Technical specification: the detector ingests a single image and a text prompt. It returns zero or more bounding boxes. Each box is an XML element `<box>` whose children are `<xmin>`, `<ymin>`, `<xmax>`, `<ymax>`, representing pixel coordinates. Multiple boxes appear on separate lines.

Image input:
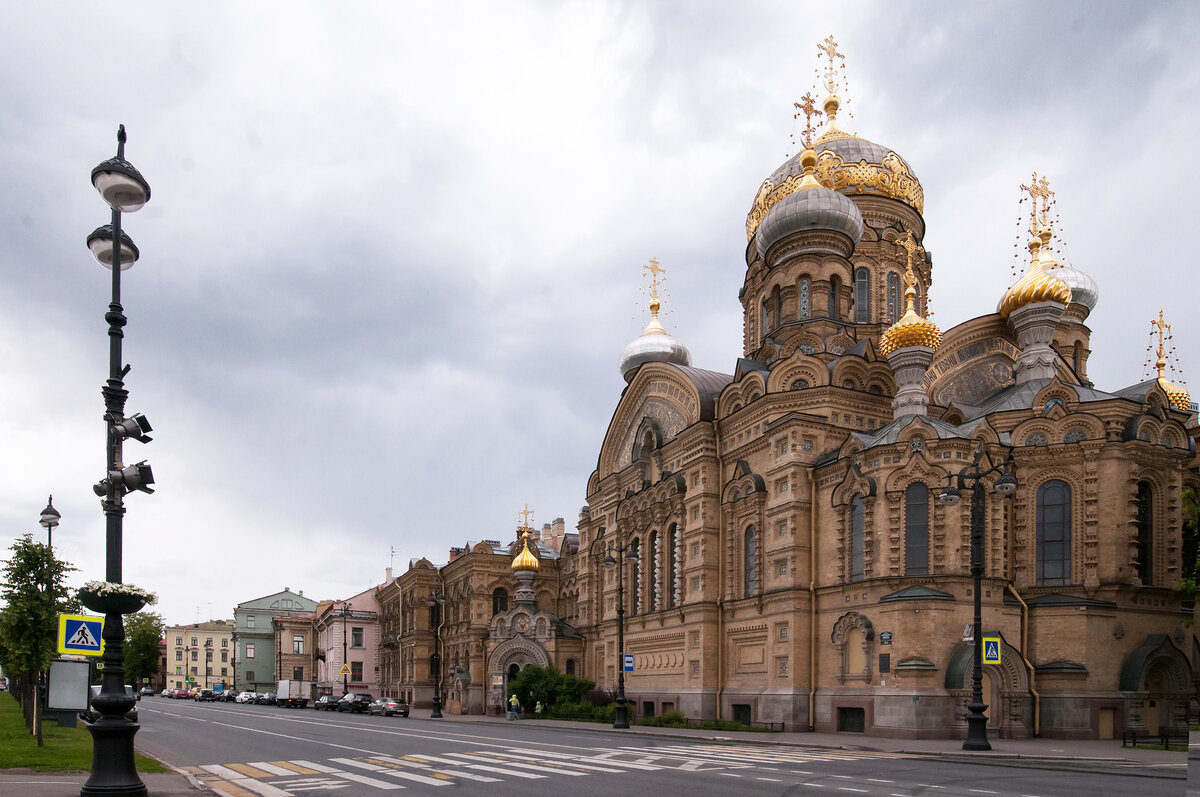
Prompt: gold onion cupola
<box><xmin>879</xmin><ymin>232</ymin><xmax>941</xmax><ymax>355</ymax></box>
<box><xmin>511</xmin><ymin>503</ymin><xmax>541</xmax><ymax>573</ymax></box>
<box><xmin>1148</xmin><ymin>311</ymin><xmax>1191</xmax><ymax>411</ymax></box>
<box><xmin>746</xmin><ymin>36</ymin><xmax>924</xmax><ymax>243</ymax></box>
<box><xmin>998</xmin><ymin>174</ymin><xmax>1072</xmax><ymax>318</ymax></box>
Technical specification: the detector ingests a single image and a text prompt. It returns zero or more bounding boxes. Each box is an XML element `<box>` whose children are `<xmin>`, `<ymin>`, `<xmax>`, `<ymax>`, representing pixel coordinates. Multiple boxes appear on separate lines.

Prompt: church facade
<box><xmin>378</xmin><ymin>39</ymin><xmax>1197</xmax><ymax>740</ymax></box>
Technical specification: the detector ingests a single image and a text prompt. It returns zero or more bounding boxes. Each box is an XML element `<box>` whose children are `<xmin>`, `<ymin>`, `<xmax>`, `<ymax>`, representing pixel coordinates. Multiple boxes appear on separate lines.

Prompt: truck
<box><xmin>275</xmin><ymin>679</ymin><xmax>312</xmax><ymax>709</ymax></box>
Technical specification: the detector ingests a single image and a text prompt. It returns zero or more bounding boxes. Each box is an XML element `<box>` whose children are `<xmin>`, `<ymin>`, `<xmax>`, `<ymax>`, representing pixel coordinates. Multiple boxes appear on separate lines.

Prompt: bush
<box><xmin>661</xmin><ymin>711</ymin><xmax>686</xmax><ymax>728</ymax></box>
<box><xmin>582</xmin><ymin>688</ymin><xmax>614</xmax><ymax>707</ymax></box>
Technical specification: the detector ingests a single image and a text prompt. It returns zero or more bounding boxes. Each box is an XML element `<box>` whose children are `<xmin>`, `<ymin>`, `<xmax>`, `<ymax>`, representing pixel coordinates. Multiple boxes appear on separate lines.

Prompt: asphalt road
<box><xmin>133</xmin><ymin>698</ymin><xmax>1184</xmax><ymax>797</ymax></box>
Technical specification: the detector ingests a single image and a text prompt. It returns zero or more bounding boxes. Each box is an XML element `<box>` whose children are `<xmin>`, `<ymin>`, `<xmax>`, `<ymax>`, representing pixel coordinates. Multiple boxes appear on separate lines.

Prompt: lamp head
<box><xmin>994</xmin><ymin>471</ymin><xmax>1018</xmax><ymax>497</ymax></box>
<box><xmin>603</xmin><ymin>553</ymin><xmax>616</xmax><ymax>567</ymax></box>
<box><xmin>938</xmin><ymin>482</ymin><xmax>962</xmax><ymax>507</ymax></box>
<box><xmin>39</xmin><ymin>496</ymin><xmax>60</xmax><ymax>530</ymax></box>
<box><xmin>86</xmin><ymin>225</ymin><xmax>139</xmax><ymax>270</ymax></box>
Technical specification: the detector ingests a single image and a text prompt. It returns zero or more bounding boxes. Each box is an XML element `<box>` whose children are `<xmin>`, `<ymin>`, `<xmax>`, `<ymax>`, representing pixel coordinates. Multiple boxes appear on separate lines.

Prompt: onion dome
<box><xmin>880</xmin><ymin>278</ymin><xmax>941</xmax><ymax>357</ymax></box>
<box><xmin>619</xmin><ymin>295</ymin><xmax>691</xmax><ymax>379</ymax></box>
<box><xmin>512</xmin><ymin>530</ymin><xmax>540</xmax><ymax>573</ymax></box>
<box><xmin>746</xmin><ymin>93</ymin><xmax>923</xmax><ymax>242</ymax></box>
<box><xmin>998</xmin><ymin>226</ymin><xmax>1073</xmax><ymax>318</ymax></box>
<box><xmin>1158</xmin><ymin>371</ymin><xmax>1191</xmax><ymax>412</ymax></box>
<box><xmin>1148</xmin><ymin>311</ymin><xmax>1191</xmax><ymax>411</ymax></box>
<box><xmin>755</xmin><ymin>148</ymin><xmax>864</xmax><ymax>257</ymax></box>
<box><xmin>1043</xmin><ymin>261</ymin><xmax>1099</xmax><ymax>317</ymax></box>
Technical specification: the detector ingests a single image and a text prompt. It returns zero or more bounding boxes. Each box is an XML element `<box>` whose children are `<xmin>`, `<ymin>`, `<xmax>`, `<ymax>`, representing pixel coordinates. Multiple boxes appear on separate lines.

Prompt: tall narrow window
<box><xmin>854</xmin><ymin>268</ymin><xmax>870</xmax><ymax>322</ymax></box>
<box><xmin>744</xmin><ymin>526</ymin><xmax>759</xmax><ymax>597</ymax></box>
<box><xmin>649</xmin><ymin>530</ymin><xmax>661</xmax><ymax>611</ymax></box>
<box><xmin>1135</xmin><ymin>481</ymin><xmax>1153</xmax><ymax>585</ymax></box>
<box><xmin>828</xmin><ymin>275</ymin><xmax>841</xmax><ymax>320</ymax></box>
<box><xmin>886</xmin><ymin>272</ymin><xmax>901</xmax><ymax>324</ymax></box>
<box><xmin>850</xmin><ymin>495</ymin><xmax>865</xmax><ymax>581</ymax></box>
<box><xmin>1036</xmin><ymin>480</ymin><xmax>1072</xmax><ymax>585</ymax></box>
<box><xmin>773</xmin><ymin>286</ymin><xmax>782</xmax><ymax>325</ymax></box>
<box><xmin>904</xmin><ymin>483</ymin><xmax>929</xmax><ymax>575</ymax></box>
<box><xmin>667</xmin><ymin>524</ymin><xmax>679</xmax><ymax>609</ymax></box>
<box><xmin>630</xmin><ymin>538</ymin><xmax>642</xmax><ymax>616</ymax></box>
<box><xmin>761</xmin><ymin>299</ymin><xmax>769</xmax><ymax>337</ymax></box>
<box><xmin>799</xmin><ymin>279</ymin><xmax>811</xmax><ymax>319</ymax></box>
<box><xmin>492</xmin><ymin>588</ymin><xmax>508</xmax><ymax>616</ymax></box>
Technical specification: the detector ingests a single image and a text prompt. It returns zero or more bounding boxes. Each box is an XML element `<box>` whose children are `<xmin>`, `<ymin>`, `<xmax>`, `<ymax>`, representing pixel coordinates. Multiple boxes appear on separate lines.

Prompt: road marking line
<box><xmin>290</xmin><ymin>761</ymin><xmax>340</xmax><ymax>773</ymax></box>
<box><xmin>226</xmin><ymin>763</ymin><xmax>275</xmax><ymax>778</ymax></box>
<box><xmin>485</xmin><ymin>751</ymin><xmax>619</xmax><ymax>773</ymax></box>
<box><xmin>247</xmin><ymin>762</ymin><xmax>301</xmax><ymax>776</ymax></box>
<box><xmin>837</xmin><ymin>789</ymin><xmax>868</xmax><ymax>794</ymax></box>
<box><xmin>270</xmin><ymin>762</ymin><xmax>320</xmax><ymax>775</ymax></box>
<box><xmin>197</xmin><ymin>770</ymin><xmax>291</xmax><ymax>797</ymax></box>
<box><xmin>335</xmin><ymin>759</ymin><xmax>451</xmax><ymax>787</ymax></box>
<box><xmin>330</xmin><ymin>771</ymin><xmax>404</xmax><ymax>790</ymax></box>
<box><xmin>867</xmin><ymin>778</ymin><xmax>894</xmax><ymax>783</ymax></box>
<box><xmin>461</xmin><ymin>763</ymin><xmax>544</xmax><ymax>779</ymax></box>
<box><xmin>203</xmin><ymin>781</ymin><xmax>261</xmax><ymax>797</ymax></box>
<box><xmin>447</xmin><ymin>753</ymin><xmax>587</xmax><ymax>776</ymax></box>
<box><xmin>372</xmin><ymin>755</ymin><xmax>501</xmax><ymax>782</ymax></box>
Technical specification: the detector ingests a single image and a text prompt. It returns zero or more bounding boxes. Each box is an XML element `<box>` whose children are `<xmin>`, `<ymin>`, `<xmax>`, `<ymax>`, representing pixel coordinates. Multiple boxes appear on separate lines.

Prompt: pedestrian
<box><xmin>508</xmin><ymin>693</ymin><xmax>520</xmax><ymax>720</ymax></box>
<box><xmin>535</xmin><ymin>700</ymin><xmax>543</xmax><ymax>720</ymax></box>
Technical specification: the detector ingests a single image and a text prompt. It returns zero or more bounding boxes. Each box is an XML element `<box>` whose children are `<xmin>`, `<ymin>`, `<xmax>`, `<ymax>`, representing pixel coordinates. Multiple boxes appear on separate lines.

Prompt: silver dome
<box><xmin>619</xmin><ymin>320</ymin><xmax>691</xmax><ymax>379</ymax></box>
<box><xmin>756</xmin><ymin>185</ymin><xmax>864</xmax><ymax>257</ymax></box>
<box><xmin>1045</xmin><ymin>263</ymin><xmax>1098</xmax><ymax>314</ymax></box>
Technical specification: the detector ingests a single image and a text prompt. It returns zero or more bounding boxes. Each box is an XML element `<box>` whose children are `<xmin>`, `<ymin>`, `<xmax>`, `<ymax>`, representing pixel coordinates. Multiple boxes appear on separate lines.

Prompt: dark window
<box><xmin>565</xmin><ymin>659</ymin><xmax>576</xmax><ymax>676</ymax></box>
<box><xmin>351</xmin><ymin>661</ymin><xmax>363</xmax><ymax>681</ymax></box>
<box><xmin>837</xmin><ymin>706</ymin><xmax>866</xmax><ymax>732</ymax></box>
<box><xmin>850</xmin><ymin>495</ymin><xmax>865</xmax><ymax>581</ymax></box>
<box><xmin>905</xmin><ymin>483</ymin><xmax>929</xmax><ymax>575</ymax></box>
<box><xmin>1036</xmin><ymin>480</ymin><xmax>1072</xmax><ymax>585</ymax></box>
<box><xmin>744</xmin><ymin>526</ymin><xmax>759</xmax><ymax>598</ymax></box>
<box><xmin>855</xmin><ymin>268</ymin><xmax>870</xmax><ymax>323</ymax></box>
<box><xmin>828</xmin><ymin>275</ymin><xmax>841</xmax><ymax>320</ymax></box>
<box><xmin>492</xmin><ymin>588</ymin><xmax>508</xmax><ymax>616</ymax></box>
<box><xmin>732</xmin><ymin>704</ymin><xmax>753</xmax><ymax>724</ymax></box>
<box><xmin>293</xmin><ymin>666</ymin><xmax>304</xmax><ymax>681</ymax></box>
<box><xmin>1135</xmin><ymin>481</ymin><xmax>1153</xmax><ymax>585</ymax></box>
<box><xmin>886</xmin><ymin>272</ymin><xmax>900</xmax><ymax>324</ymax></box>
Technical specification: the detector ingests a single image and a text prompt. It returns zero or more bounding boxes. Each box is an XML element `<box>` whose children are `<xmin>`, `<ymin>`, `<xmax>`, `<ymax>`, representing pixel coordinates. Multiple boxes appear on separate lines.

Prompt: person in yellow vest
<box><xmin>508</xmin><ymin>693</ymin><xmax>520</xmax><ymax>720</ymax></box>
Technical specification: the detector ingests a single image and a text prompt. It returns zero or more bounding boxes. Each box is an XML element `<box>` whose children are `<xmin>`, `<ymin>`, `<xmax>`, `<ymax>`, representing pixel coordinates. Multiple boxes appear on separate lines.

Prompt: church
<box><xmin>381</xmin><ymin>37</ymin><xmax>1198</xmax><ymax>740</ymax></box>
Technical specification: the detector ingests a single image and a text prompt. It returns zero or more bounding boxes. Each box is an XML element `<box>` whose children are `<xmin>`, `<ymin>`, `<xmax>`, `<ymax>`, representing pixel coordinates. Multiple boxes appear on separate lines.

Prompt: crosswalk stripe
<box><xmin>486</xmin><ymin>751</ymin><xmax>623</xmax><ymax>773</ymax></box>
<box><xmin>515</xmin><ymin>749</ymin><xmax>663</xmax><ymax>771</ymax></box>
<box><xmin>443</xmin><ymin>753</ymin><xmax>586</xmax><ymax>776</ymax></box>
<box><xmin>372</xmin><ymin>755</ymin><xmax>502</xmax><ymax>782</ymax></box>
<box><xmin>202</xmin><ymin>781</ymin><xmax>261</xmax><ymax>797</ymax></box>
<box><xmin>198</xmin><ymin>769</ymin><xmax>292</xmax><ymax>797</ymax></box>
<box><xmin>289</xmin><ymin>760</ymin><xmax>339</xmax><ymax>773</ymax></box>
<box><xmin>226</xmin><ymin>763</ymin><xmax>276</xmax><ymax>778</ymax></box>
<box><xmin>329</xmin><ymin>771</ymin><xmax>404</xmax><ymax>790</ymax></box>
<box><xmin>332</xmin><ymin>758</ymin><xmax>450</xmax><ymax>787</ymax></box>
<box><xmin>268</xmin><ymin>761</ymin><xmax>321</xmax><ymax>775</ymax></box>
<box><xmin>247</xmin><ymin>762</ymin><xmax>301</xmax><ymax>776</ymax></box>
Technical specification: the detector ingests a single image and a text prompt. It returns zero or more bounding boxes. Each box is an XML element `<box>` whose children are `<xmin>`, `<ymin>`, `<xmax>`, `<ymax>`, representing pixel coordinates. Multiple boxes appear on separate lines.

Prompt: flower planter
<box><xmin>78</xmin><ymin>588</ymin><xmax>147</xmax><ymax>615</ymax></box>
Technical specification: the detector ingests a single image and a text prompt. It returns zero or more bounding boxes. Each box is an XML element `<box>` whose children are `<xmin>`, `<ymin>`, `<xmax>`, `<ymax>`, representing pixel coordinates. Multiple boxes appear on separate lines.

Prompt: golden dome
<box><xmin>511</xmin><ymin>530</ymin><xmax>540</xmax><ymax>572</ymax></box>
<box><xmin>1148</xmin><ymin>312</ymin><xmax>1190</xmax><ymax>411</ymax></box>
<box><xmin>998</xmin><ymin>227</ymin><xmax>1072</xmax><ymax>319</ymax></box>
<box><xmin>1158</xmin><ymin>374</ymin><xmax>1191</xmax><ymax>412</ymax></box>
<box><xmin>879</xmin><ymin>233</ymin><xmax>941</xmax><ymax>356</ymax></box>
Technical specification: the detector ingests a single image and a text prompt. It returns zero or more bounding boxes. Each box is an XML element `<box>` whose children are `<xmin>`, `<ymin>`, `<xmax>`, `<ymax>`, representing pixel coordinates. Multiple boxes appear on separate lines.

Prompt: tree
<box><xmin>507</xmin><ymin>664</ymin><xmax>594</xmax><ymax>711</ymax></box>
<box><xmin>124</xmin><ymin>611</ymin><xmax>165</xmax><ymax>689</ymax></box>
<box><xmin>0</xmin><ymin>534</ymin><xmax>78</xmax><ymax>743</ymax></box>
<box><xmin>1181</xmin><ymin>487</ymin><xmax>1200</xmax><ymax>596</ymax></box>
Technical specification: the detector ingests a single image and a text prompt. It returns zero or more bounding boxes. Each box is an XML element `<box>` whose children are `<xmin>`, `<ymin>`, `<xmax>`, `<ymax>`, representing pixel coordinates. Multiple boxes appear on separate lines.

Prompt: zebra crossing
<box><xmin>184</xmin><ymin>744</ymin><xmax>903</xmax><ymax>795</ymax></box>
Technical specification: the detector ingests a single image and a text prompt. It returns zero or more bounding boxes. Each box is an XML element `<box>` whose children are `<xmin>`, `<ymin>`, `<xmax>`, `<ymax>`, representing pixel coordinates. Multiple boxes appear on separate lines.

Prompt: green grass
<box><xmin>0</xmin><ymin>692</ymin><xmax>167</xmax><ymax>773</ymax></box>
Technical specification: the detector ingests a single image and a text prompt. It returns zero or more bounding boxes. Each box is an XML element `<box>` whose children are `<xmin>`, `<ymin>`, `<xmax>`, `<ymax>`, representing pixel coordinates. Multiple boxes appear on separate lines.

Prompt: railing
<box><xmin>1121</xmin><ymin>730</ymin><xmax>1188</xmax><ymax>750</ymax></box>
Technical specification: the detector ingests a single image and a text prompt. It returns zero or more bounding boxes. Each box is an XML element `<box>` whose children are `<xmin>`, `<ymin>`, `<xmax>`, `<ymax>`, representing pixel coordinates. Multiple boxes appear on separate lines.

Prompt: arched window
<box><xmin>854</xmin><ymin>268</ymin><xmax>870</xmax><ymax>323</ymax></box>
<box><xmin>565</xmin><ymin>658</ymin><xmax>576</xmax><ymax>676</ymax></box>
<box><xmin>649</xmin><ymin>530</ymin><xmax>661</xmax><ymax>611</ymax></box>
<box><xmin>492</xmin><ymin>588</ymin><xmax>508</xmax><ymax>616</ymax></box>
<box><xmin>886</xmin><ymin>272</ymin><xmax>901</xmax><ymax>324</ymax></box>
<box><xmin>828</xmin><ymin>275</ymin><xmax>841</xmax><ymax>320</ymax></box>
<box><xmin>630</xmin><ymin>538</ymin><xmax>641</xmax><ymax>615</ymax></box>
<box><xmin>850</xmin><ymin>495</ymin><xmax>865</xmax><ymax>581</ymax></box>
<box><xmin>905</xmin><ymin>483</ymin><xmax>929</xmax><ymax>575</ymax></box>
<box><xmin>773</xmin><ymin>285</ymin><xmax>783</xmax><ymax>324</ymax></box>
<box><xmin>1135</xmin><ymin>481</ymin><xmax>1153</xmax><ymax>585</ymax></box>
<box><xmin>1036</xmin><ymin>480</ymin><xmax>1072</xmax><ymax>585</ymax></box>
<box><xmin>744</xmin><ymin>525</ymin><xmax>759</xmax><ymax>597</ymax></box>
<box><xmin>761</xmin><ymin>298</ymin><xmax>769</xmax><ymax>337</ymax></box>
<box><xmin>799</xmin><ymin>279</ymin><xmax>811</xmax><ymax>319</ymax></box>
<box><xmin>667</xmin><ymin>524</ymin><xmax>679</xmax><ymax>609</ymax></box>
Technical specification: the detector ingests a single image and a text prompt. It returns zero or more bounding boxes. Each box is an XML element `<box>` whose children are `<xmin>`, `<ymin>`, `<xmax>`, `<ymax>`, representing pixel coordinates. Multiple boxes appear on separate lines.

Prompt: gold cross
<box><xmin>518</xmin><ymin>504</ymin><xmax>534</xmax><ymax>529</ymax></box>
<box><xmin>897</xmin><ymin>230</ymin><xmax>923</xmax><ymax>289</ymax></box>
<box><xmin>793</xmin><ymin>92</ymin><xmax>821</xmax><ymax>148</ymax></box>
<box><xmin>817</xmin><ymin>35</ymin><xmax>844</xmax><ymax>93</ymax></box>
<box><xmin>1020</xmin><ymin>172</ymin><xmax>1054</xmax><ymax>234</ymax></box>
<box><xmin>644</xmin><ymin>257</ymin><xmax>665</xmax><ymax>299</ymax></box>
<box><xmin>1151</xmin><ymin>309</ymin><xmax>1171</xmax><ymax>364</ymax></box>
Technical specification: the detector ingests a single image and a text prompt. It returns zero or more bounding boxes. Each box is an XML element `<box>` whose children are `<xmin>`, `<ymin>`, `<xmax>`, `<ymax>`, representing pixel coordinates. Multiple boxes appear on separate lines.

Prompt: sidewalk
<box><xmin>0</xmin><ymin>713</ymin><xmax>1186</xmax><ymax>795</ymax></box>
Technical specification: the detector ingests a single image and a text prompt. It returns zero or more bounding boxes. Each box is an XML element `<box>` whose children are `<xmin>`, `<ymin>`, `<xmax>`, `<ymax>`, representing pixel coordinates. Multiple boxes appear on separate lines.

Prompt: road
<box><xmin>134</xmin><ymin>698</ymin><xmax>1183</xmax><ymax>797</ymax></box>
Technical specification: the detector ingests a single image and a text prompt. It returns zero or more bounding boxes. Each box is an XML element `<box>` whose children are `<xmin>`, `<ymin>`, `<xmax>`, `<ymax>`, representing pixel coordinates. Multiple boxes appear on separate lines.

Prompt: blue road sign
<box><xmin>623</xmin><ymin>653</ymin><xmax>634</xmax><ymax>672</ymax></box>
<box><xmin>982</xmin><ymin>636</ymin><xmax>1001</xmax><ymax>665</ymax></box>
<box><xmin>58</xmin><ymin>614</ymin><xmax>105</xmax><ymax>656</ymax></box>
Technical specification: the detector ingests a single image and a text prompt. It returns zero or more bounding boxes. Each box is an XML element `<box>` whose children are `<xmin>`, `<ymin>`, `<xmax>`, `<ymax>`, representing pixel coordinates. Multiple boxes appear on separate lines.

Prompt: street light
<box><xmin>427</xmin><ymin>592</ymin><xmax>446</xmax><ymax>718</ymax></box>
<box><xmin>938</xmin><ymin>444</ymin><xmax>1017</xmax><ymax>751</ymax></box>
<box><xmin>340</xmin><ymin>602</ymin><xmax>351</xmax><ymax>695</ymax></box>
<box><xmin>40</xmin><ymin>496</ymin><xmax>60</xmax><ymax>549</ymax></box>
<box><xmin>81</xmin><ymin>125</ymin><xmax>153</xmax><ymax>797</ymax></box>
<box><xmin>603</xmin><ymin>542</ymin><xmax>639</xmax><ymax>729</ymax></box>
<box><xmin>231</xmin><ymin>632</ymin><xmax>239</xmax><ymax>693</ymax></box>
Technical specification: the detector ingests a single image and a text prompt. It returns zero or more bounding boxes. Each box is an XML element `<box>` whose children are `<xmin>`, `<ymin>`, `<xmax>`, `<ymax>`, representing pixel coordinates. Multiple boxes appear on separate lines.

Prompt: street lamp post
<box><xmin>341</xmin><ymin>603</ymin><xmax>351</xmax><ymax>695</ymax></box>
<box><xmin>427</xmin><ymin>592</ymin><xmax>445</xmax><ymax>718</ymax></box>
<box><xmin>81</xmin><ymin>125</ymin><xmax>155</xmax><ymax>797</ymax></box>
<box><xmin>231</xmin><ymin>632</ymin><xmax>239</xmax><ymax>693</ymax></box>
<box><xmin>603</xmin><ymin>542</ymin><xmax>639</xmax><ymax>729</ymax></box>
<box><xmin>938</xmin><ymin>445</ymin><xmax>1017</xmax><ymax>752</ymax></box>
<box><xmin>40</xmin><ymin>496</ymin><xmax>60</xmax><ymax>549</ymax></box>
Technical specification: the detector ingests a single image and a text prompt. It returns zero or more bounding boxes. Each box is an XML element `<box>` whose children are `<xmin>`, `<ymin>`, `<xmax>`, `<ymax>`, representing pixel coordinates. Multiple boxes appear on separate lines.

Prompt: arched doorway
<box><xmin>1120</xmin><ymin>634</ymin><xmax>1192</xmax><ymax>736</ymax></box>
<box><xmin>945</xmin><ymin>635</ymin><xmax>1032</xmax><ymax>739</ymax></box>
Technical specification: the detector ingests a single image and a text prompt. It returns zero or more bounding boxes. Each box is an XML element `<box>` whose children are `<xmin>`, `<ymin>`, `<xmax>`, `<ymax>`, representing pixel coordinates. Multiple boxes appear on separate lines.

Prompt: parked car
<box><xmin>193</xmin><ymin>689</ymin><xmax>218</xmax><ymax>702</ymax></box>
<box><xmin>337</xmin><ymin>693</ymin><xmax>374</xmax><ymax>713</ymax></box>
<box><xmin>170</xmin><ymin>688</ymin><xmax>190</xmax><ymax>699</ymax></box>
<box><xmin>80</xmin><ymin>685</ymin><xmax>138</xmax><ymax>724</ymax></box>
<box><xmin>159</xmin><ymin>688</ymin><xmax>172</xmax><ymax>698</ymax></box>
<box><xmin>219</xmin><ymin>689</ymin><xmax>238</xmax><ymax>702</ymax></box>
<box><xmin>367</xmin><ymin>698</ymin><xmax>409</xmax><ymax>717</ymax></box>
<box><xmin>235</xmin><ymin>691</ymin><xmax>256</xmax><ymax>703</ymax></box>
<box><xmin>312</xmin><ymin>694</ymin><xmax>342</xmax><ymax>711</ymax></box>
<box><xmin>139</xmin><ymin>687</ymin><xmax>155</xmax><ymax>698</ymax></box>
<box><xmin>256</xmin><ymin>692</ymin><xmax>277</xmax><ymax>705</ymax></box>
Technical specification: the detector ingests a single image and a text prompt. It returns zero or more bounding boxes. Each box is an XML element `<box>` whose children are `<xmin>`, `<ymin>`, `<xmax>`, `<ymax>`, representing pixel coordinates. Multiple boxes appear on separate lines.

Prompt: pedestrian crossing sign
<box><xmin>339</xmin><ymin>664</ymin><xmax>352</xmax><ymax>676</ymax></box>
<box><xmin>982</xmin><ymin>636</ymin><xmax>1001</xmax><ymax>665</ymax></box>
<box><xmin>58</xmin><ymin>614</ymin><xmax>105</xmax><ymax>656</ymax></box>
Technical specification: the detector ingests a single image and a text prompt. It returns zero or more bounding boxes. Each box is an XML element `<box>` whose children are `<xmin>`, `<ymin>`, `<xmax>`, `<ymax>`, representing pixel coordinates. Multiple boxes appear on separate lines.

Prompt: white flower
<box><xmin>81</xmin><ymin>580</ymin><xmax>159</xmax><ymax>605</ymax></box>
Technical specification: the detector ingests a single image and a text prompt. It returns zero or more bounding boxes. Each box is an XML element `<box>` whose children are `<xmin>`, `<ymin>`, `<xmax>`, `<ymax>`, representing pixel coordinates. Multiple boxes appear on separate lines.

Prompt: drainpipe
<box><xmin>1006</xmin><ymin>583</ymin><xmax>1041</xmax><ymax>736</ymax></box>
<box><xmin>808</xmin><ymin>466</ymin><xmax>817</xmax><ymax>731</ymax></box>
<box><xmin>713</xmin><ymin>419</ymin><xmax>724</xmax><ymax>723</ymax></box>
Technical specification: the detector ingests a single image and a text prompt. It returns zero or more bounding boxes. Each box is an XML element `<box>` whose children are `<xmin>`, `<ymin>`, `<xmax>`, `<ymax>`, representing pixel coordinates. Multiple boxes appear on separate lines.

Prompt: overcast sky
<box><xmin>2</xmin><ymin>1</ymin><xmax>1195</xmax><ymax>626</ymax></box>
